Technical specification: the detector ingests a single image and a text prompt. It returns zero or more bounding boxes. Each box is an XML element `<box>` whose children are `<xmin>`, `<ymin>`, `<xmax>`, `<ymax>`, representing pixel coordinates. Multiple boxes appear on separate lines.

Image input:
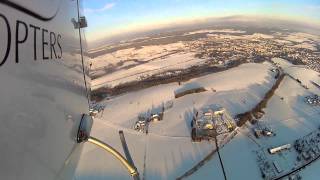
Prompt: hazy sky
<box><xmin>83</xmin><ymin>0</ymin><xmax>320</xmax><ymax>42</ymax></box>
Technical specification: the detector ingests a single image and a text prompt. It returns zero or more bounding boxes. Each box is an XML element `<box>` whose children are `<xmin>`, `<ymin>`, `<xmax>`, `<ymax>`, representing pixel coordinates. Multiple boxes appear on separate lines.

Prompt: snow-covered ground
<box><xmin>76</xmin><ymin>59</ymin><xmax>320</xmax><ymax>179</ymax></box>
<box><xmin>184</xmin><ymin>29</ymin><xmax>246</xmax><ymax>35</ymax></box>
<box><xmin>284</xmin><ymin>32</ymin><xmax>320</xmax><ymax>44</ymax></box>
<box><xmin>76</xmin><ymin>63</ymin><xmax>275</xmax><ymax>179</ymax></box>
<box><xmin>92</xmin><ymin>52</ymin><xmax>205</xmax><ymax>89</ymax></box>
<box><xmin>189</xmin><ymin>59</ymin><xmax>320</xmax><ymax>179</ymax></box>
<box><xmin>189</xmin><ymin>130</ymin><xmax>262</xmax><ymax>180</ymax></box>
<box><xmin>91</xmin><ymin>42</ymin><xmax>185</xmax><ymax>70</ymax></box>
<box><xmin>98</xmin><ymin>63</ymin><xmax>275</xmax><ymax>129</ymax></box>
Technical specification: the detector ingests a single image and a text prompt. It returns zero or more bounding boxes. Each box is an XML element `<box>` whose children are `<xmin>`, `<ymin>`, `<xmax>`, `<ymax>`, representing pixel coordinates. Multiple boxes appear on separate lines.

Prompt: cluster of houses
<box><xmin>134</xmin><ymin>101</ymin><xmax>173</xmax><ymax>133</ymax></box>
<box><xmin>89</xmin><ymin>102</ymin><xmax>105</xmax><ymax>117</ymax></box>
<box><xmin>258</xmin><ymin>128</ymin><xmax>320</xmax><ymax>180</ymax></box>
<box><xmin>134</xmin><ymin>113</ymin><xmax>163</xmax><ymax>133</ymax></box>
<box><xmin>256</xmin><ymin>150</ymin><xmax>278</xmax><ymax>179</ymax></box>
<box><xmin>305</xmin><ymin>94</ymin><xmax>320</xmax><ymax>106</ymax></box>
<box><xmin>258</xmin><ymin>143</ymin><xmax>301</xmax><ymax>180</ymax></box>
<box><xmin>134</xmin><ymin>105</ymin><xmax>165</xmax><ymax>133</ymax></box>
<box><xmin>294</xmin><ymin>130</ymin><xmax>320</xmax><ymax>162</ymax></box>
<box><xmin>253</xmin><ymin>123</ymin><xmax>275</xmax><ymax>138</ymax></box>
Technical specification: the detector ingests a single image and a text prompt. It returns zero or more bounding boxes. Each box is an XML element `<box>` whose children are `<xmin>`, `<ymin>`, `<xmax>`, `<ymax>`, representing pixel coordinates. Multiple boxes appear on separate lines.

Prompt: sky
<box><xmin>83</xmin><ymin>0</ymin><xmax>320</xmax><ymax>42</ymax></box>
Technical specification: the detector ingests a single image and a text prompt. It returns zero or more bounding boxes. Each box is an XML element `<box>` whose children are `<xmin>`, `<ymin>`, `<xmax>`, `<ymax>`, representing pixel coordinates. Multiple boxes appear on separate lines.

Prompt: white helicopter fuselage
<box><xmin>0</xmin><ymin>0</ymin><xmax>90</xmax><ymax>179</ymax></box>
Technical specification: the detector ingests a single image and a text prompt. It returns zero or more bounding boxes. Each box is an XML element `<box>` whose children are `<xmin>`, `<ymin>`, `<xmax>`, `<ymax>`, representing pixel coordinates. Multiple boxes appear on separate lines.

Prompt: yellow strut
<box><xmin>87</xmin><ymin>136</ymin><xmax>139</xmax><ymax>177</ymax></box>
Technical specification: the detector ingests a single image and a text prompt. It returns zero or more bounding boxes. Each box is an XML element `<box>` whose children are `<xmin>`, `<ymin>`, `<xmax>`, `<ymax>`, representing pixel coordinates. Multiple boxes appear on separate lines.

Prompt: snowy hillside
<box><xmin>76</xmin><ymin>59</ymin><xmax>320</xmax><ymax>180</ymax></box>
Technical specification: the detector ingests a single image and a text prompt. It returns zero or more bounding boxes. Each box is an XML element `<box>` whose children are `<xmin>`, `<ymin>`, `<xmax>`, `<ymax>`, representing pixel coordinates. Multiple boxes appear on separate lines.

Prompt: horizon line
<box><xmin>86</xmin><ymin>14</ymin><xmax>320</xmax><ymax>46</ymax></box>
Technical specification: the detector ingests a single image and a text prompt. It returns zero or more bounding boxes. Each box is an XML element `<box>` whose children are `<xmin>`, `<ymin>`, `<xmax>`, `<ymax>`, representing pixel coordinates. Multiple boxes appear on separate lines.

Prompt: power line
<box><xmin>214</xmin><ymin>134</ymin><xmax>227</xmax><ymax>180</ymax></box>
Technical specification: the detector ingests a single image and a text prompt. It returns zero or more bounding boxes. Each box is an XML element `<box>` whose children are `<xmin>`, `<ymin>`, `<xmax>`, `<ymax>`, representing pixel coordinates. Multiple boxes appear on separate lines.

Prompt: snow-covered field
<box><xmin>189</xmin><ymin>59</ymin><xmax>320</xmax><ymax>179</ymax></box>
<box><xmin>76</xmin><ymin>58</ymin><xmax>320</xmax><ymax>179</ymax></box>
<box><xmin>284</xmin><ymin>32</ymin><xmax>320</xmax><ymax>43</ymax></box>
<box><xmin>184</xmin><ymin>29</ymin><xmax>246</xmax><ymax>35</ymax></box>
<box><xmin>92</xmin><ymin>52</ymin><xmax>205</xmax><ymax>89</ymax></box>
<box><xmin>97</xmin><ymin>63</ymin><xmax>275</xmax><ymax>129</ymax></box>
<box><xmin>91</xmin><ymin>42</ymin><xmax>185</xmax><ymax>70</ymax></box>
<box><xmin>76</xmin><ymin>63</ymin><xmax>273</xmax><ymax>179</ymax></box>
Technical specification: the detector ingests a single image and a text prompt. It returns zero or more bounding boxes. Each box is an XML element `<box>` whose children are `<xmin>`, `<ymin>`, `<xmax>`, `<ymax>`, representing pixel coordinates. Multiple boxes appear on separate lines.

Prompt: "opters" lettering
<box><xmin>0</xmin><ymin>13</ymin><xmax>62</xmax><ymax>66</ymax></box>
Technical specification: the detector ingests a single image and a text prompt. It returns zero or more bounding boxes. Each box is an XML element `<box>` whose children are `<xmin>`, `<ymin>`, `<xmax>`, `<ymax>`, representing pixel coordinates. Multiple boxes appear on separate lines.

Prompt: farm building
<box><xmin>268</xmin><ymin>144</ymin><xmax>291</xmax><ymax>154</ymax></box>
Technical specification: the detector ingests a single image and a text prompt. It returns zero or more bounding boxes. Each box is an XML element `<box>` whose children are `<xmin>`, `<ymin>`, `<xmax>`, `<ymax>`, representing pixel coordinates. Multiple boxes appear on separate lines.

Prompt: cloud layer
<box><xmin>84</xmin><ymin>3</ymin><xmax>115</xmax><ymax>13</ymax></box>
